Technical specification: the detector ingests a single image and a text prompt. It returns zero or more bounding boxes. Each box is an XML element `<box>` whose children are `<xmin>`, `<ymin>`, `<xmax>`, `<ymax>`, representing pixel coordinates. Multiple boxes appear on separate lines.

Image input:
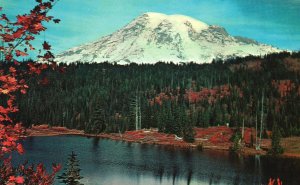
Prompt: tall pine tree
<box><xmin>58</xmin><ymin>152</ymin><xmax>83</xmax><ymax>185</ymax></box>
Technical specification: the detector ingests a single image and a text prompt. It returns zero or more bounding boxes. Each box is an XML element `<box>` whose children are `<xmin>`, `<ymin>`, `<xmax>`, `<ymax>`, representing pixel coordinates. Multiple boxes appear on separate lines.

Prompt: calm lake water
<box><xmin>13</xmin><ymin>136</ymin><xmax>300</xmax><ymax>185</ymax></box>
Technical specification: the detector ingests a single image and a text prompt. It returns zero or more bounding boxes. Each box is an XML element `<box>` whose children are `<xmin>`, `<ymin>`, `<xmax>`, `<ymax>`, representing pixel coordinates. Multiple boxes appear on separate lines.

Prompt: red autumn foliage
<box><xmin>38</xmin><ymin>77</ymin><xmax>50</xmax><ymax>85</ymax></box>
<box><xmin>15</xmin><ymin>50</ymin><xmax>28</xmax><ymax>57</ymax></box>
<box><xmin>268</xmin><ymin>178</ymin><xmax>282</xmax><ymax>185</ymax></box>
<box><xmin>123</xmin><ymin>130</ymin><xmax>190</xmax><ymax>147</ymax></box>
<box><xmin>243</xmin><ymin>128</ymin><xmax>254</xmax><ymax>144</ymax></box>
<box><xmin>195</xmin><ymin>126</ymin><xmax>233</xmax><ymax>144</ymax></box>
<box><xmin>149</xmin><ymin>84</ymin><xmax>243</xmax><ymax>106</ymax></box>
<box><xmin>185</xmin><ymin>85</ymin><xmax>243</xmax><ymax>104</ymax></box>
<box><xmin>1</xmin><ymin>0</ymin><xmax>58</xmax><ymax>61</ymax></box>
<box><xmin>122</xmin><ymin>126</ymin><xmax>255</xmax><ymax>148</ymax></box>
<box><xmin>1</xmin><ymin>1</ymin><xmax>61</xmax><ymax>184</ymax></box>
<box><xmin>42</xmin><ymin>41</ymin><xmax>51</xmax><ymax>50</ymax></box>
<box><xmin>272</xmin><ymin>79</ymin><xmax>297</xmax><ymax>97</ymax></box>
<box><xmin>271</xmin><ymin>80</ymin><xmax>299</xmax><ymax>113</ymax></box>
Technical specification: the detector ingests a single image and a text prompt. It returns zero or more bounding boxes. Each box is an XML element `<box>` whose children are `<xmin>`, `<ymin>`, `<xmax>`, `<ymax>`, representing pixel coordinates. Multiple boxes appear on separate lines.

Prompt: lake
<box><xmin>13</xmin><ymin>136</ymin><xmax>300</xmax><ymax>185</ymax></box>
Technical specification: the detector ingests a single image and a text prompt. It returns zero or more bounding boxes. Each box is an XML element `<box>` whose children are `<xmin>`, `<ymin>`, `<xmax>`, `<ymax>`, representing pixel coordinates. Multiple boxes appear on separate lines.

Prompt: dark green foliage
<box><xmin>85</xmin><ymin>100</ymin><xmax>106</xmax><ymax>134</ymax></box>
<box><xmin>1</xmin><ymin>51</ymin><xmax>299</xmax><ymax>137</ymax></box>
<box><xmin>231</xmin><ymin>129</ymin><xmax>242</xmax><ymax>152</ymax></box>
<box><xmin>268</xmin><ymin>124</ymin><xmax>284</xmax><ymax>155</ymax></box>
<box><xmin>58</xmin><ymin>152</ymin><xmax>83</xmax><ymax>185</ymax></box>
<box><xmin>183</xmin><ymin>120</ymin><xmax>195</xmax><ymax>143</ymax></box>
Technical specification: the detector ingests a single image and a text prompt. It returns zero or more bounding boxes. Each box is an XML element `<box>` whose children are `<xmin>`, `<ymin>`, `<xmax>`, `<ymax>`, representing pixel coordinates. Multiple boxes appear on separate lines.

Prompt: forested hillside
<box><xmin>3</xmin><ymin>52</ymin><xmax>300</xmax><ymax>138</ymax></box>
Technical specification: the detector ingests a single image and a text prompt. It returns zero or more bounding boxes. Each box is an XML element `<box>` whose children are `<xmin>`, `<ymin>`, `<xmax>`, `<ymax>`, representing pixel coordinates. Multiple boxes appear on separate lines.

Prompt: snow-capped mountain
<box><xmin>55</xmin><ymin>12</ymin><xmax>281</xmax><ymax>64</ymax></box>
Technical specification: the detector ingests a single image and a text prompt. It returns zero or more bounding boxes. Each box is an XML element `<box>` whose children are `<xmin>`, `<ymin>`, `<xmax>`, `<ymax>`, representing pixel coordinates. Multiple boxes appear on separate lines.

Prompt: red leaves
<box><xmin>1</xmin><ymin>0</ymin><xmax>60</xmax><ymax>63</ymax></box>
<box><xmin>25</xmin><ymin>35</ymin><xmax>34</xmax><ymax>41</ymax></box>
<box><xmin>12</xmin><ymin>28</ymin><xmax>25</xmax><ymax>39</ymax></box>
<box><xmin>39</xmin><ymin>77</ymin><xmax>49</xmax><ymax>85</ymax></box>
<box><xmin>16</xmin><ymin>143</ymin><xmax>24</xmax><ymax>154</ymax></box>
<box><xmin>16</xmin><ymin>15</ymin><xmax>29</xmax><ymax>25</ymax></box>
<box><xmin>184</xmin><ymin>85</ymin><xmax>242</xmax><ymax>104</ymax></box>
<box><xmin>52</xmin><ymin>164</ymin><xmax>62</xmax><ymax>173</ymax></box>
<box><xmin>9</xmin><ymin>176</ymin><xmax>25</xmax><ymax>184</ymax></box>
<box><xmin>14</xmin><ymin>176</ymin><xmax>25</xmax><ymax>184</ymax></box>
<box><xmin>9</xmin><ymin>67</ymin><xmax>16</xmax><ymax>74</ymax></box>
<box><xmin>0</xmin><ymin>123</ymin><xmax>25</xmax><ymax>156</ymax></box>
<box><xmin>0</xmin><ymin>1</ymin><xmax>61</xmax><ymax>184</ymax></box>
<box><xmin>31</xmin><ymin>23</ymin><xmax>45</xmax><ymax>33</ymax></box>
<box><xmin>1</xmin><ymin>14</ymin><xmax>9</xmax><ymax>21</ymax></box>
<box><xmin>0</xmin><ymin>89</ymin><xmax>9</xmax><ymax>94</ymax></box>
<box><xmin>43</xmin><ymin>51</ymin><xmax>55</xmax><ymax>60</ymax></box>
<box><xmin>7</xmin><ymin>99</ymin><xmax>14</xmax><ymax>108</ymax></box>
<box><xmin>272</xmin><ymin>80</ymin><xmax>296</xmax><ymax>98</ymax></box>
<box><xmin>0</xmin><ymin>106</ymin><xmax>9</xmax><ymax>114</ymax></box>
<box><xmin>1</xmin><ymin>160</ymin><xmax>60</xmax><ymax>185</ymax></box>
<box><xmin>28</xmin><ymin>62</ymin><xmax>41</xmax><ymax>75</ymax></box>
<box><xmin>15</xmin><ymin>50</ymin><xmax>28</xmax><ymax>57</ymax></box>
<box><xmin>268</xmin><ymin>178</ymin><xmax>282</xmax><ymax>185</ymax></box>
<box><xmin>42</xmin><ymin>41</ymin><xmax>51</xmax><ymax>50</ymax></box>
<box><xmin>1</xmin><ymin>34</ymin><xmax>15</xmax><ymax>42</ymax></box>
<box><xmin>149</xmin><ymin>84</ymin><xmax>243</xmax><ymax>106</ymax></box>
<box><xmin>5</xmin><ymin>54</ymin><xmax>13</xmax><ymax>61</ymax></box>
<box><xmin>59</xmin><ymin>66</ymin><xmax>66</xmax><ymax>73</ymax></box>
<box><xmin>41</xmin><ymin>63</ymin><xmax>49</xmax><ymax>70</ymax></box>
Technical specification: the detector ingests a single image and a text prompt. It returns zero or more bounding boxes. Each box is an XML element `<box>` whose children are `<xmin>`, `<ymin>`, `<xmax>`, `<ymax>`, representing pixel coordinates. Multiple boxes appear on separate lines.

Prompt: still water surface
<box><xmin>13</xmin><ymin>136</ymin><xmax>300</xmax><ymax>185</ymax></box>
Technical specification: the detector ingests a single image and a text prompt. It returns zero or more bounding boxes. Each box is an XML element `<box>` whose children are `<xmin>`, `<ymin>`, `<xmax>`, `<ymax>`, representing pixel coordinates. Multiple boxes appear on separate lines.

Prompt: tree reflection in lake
<box><xmin>14</xmin><ymin>136</ymin><xmax>300</xmax><ymax>185</ymax></box>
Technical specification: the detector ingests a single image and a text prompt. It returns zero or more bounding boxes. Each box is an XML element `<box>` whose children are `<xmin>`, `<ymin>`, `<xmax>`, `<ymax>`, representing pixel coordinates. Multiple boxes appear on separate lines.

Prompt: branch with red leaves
<box><xmin>0</xmin><ymin>0</ymin><xmax>60</xmax><ymax>62</ymax></box>
<box><xmin>1</xmin><ymin>0</ymin><xmax>62</xmax><ymax>184</ymax></box>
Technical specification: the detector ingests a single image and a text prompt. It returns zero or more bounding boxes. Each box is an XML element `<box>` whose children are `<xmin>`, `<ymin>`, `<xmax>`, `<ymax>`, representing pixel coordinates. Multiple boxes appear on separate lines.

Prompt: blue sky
<box><xmin>2</xmin><ymin>0</ymin><xmax>300</xmax><ymax>56</ymax></box>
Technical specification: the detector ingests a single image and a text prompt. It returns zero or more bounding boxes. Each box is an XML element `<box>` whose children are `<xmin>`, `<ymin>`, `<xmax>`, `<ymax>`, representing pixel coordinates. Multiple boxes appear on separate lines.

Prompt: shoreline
<box><xmin>24</xmin><ymin>125</ymin><xmax>300</xmax><ymax>159</ymax></box>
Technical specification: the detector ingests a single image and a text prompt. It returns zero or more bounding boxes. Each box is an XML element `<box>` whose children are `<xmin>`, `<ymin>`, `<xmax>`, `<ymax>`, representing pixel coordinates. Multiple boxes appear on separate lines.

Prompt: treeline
<box><xmin>2</xmin><ymin>51</ymin><xmax>300</xmax><ymax>137</ymax></box>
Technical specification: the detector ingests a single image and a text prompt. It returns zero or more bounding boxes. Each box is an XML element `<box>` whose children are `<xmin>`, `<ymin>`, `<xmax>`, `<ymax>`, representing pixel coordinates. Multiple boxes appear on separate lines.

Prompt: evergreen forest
<box><xmin>2</xmin><ymin>51</ymin><xmax>300</xmax><ymax>138</ymax></box>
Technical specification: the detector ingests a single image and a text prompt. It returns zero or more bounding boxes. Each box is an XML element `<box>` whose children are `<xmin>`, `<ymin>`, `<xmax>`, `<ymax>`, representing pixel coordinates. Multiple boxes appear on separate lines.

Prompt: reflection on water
<box><xmin>13</xmin><ymin>136</ymin><xmax>300</xmax><ymax>185</ymax></box>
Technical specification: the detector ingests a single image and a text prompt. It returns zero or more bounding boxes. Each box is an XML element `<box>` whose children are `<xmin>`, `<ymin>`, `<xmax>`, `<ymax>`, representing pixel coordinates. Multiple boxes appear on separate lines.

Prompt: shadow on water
<box><xmin>92</xmin><ymin>137</ymin><xmax>100</xmax><ymax>151</ymax></box>
<box><xmin>172</xmin><ymin>165</ymin><xmax>178</xmax><ymax>185</ymax></box>
<box><xmin>233</xmin><ymin>174</ymin><xmax>241</xmax><ymax>185</ymax></box>
<box><xmin>186</xmin><ymin>169</ymin><xmax>193</xmax><ymax>185</ymax></box>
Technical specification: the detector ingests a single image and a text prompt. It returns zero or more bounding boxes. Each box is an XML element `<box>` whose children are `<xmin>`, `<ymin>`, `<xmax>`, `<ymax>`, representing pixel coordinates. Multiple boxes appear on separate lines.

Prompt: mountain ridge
<box><xmin>55</xmin><ymin>12</ymin><xmax>281</xmax><ymax>64</ymax></box>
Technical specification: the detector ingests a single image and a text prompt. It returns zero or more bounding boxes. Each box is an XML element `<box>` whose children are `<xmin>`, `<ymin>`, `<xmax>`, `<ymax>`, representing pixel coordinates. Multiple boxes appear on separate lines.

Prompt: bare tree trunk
<box><xmin>135</xmin><ymin>95</ymin><xmax>138</xmax><ymax>131</ymax></box>
<box><xmin>242</xmin><ymin>118</ymin><xmax>245</xmax><ymax>139</ymax></box>
<box><xmin>255</xmin><ymin>107</ymin><xmax>258</xmax><ymax>150</ymax></box>
<box><xmin>258</xmin><ymin>91</ymin><xmax>264</xmax><ymax>150</ymax></box>
<box><xmin>134</xmin><ymin>92</ymin><xmax>142</xmax><ymax>130</ymax></box>
<box><xmin>138</xmin><ymin>94</ymin><xmax>141</xmax><ymax>130</ymax></box>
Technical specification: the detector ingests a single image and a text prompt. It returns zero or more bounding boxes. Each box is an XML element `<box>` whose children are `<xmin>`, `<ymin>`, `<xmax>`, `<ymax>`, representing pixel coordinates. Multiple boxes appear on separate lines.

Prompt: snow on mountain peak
<box><xmin>55</xmin><ymin>12</ymin><xmax>281</xmax><ymax>64</ymax></box>
<box><xmin>141</xmin><ymin>12</ymin><xmax>209</xmax><ymax>32</ymax></box>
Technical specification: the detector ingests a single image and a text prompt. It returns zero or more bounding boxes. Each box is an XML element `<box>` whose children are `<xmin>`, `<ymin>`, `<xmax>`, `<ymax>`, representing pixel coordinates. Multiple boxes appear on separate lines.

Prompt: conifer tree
<box><xmin>268</xmin><ymin>124</ymin><xmax>284</xmax><ymax>155</ymax></box>
<box><xmin>86</xmin><ymin>102</ymin><xmax>106</xmax><ymax>134</ymax></box>
<box><xmin>231</xmin><ymin>128</ymin><xmax>242</xmax><ymax>152</ymax></box>
<box><xmin>58</xmin><ymin>152</ymin><xmax>83</xmax><ymax>185</ymax></box>
<box><xmin>173</xmin><ymin>105</ymin><xmax>183</xmax><ymax>136</ymax></box>
<box><xmin>183</xmin><ymin>111</ymin><xmax>195</xmax><ymax>143</ymax></box>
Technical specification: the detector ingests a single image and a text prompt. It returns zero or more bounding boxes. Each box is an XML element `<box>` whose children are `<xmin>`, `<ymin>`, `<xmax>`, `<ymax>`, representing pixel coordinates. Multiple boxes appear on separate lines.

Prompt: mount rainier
<box><xmin>55</xmin><ymin>12</ymin><xmax>281</xmax><ymax>64</ymax></box>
